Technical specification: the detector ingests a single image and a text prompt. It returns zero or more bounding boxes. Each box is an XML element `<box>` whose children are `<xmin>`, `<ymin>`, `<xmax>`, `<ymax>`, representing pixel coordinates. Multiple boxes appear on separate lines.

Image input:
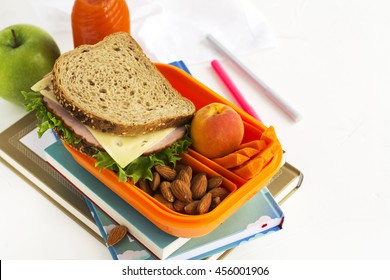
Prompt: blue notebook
<box><xmin>84</xmin><ymin>186</ymin><xmax>283</xmax><ymax>260</ymax></box>
<box><xmin>167</xmin><ymin>188</ymin><xmax>283</xmax><ymax>260</ymax></box>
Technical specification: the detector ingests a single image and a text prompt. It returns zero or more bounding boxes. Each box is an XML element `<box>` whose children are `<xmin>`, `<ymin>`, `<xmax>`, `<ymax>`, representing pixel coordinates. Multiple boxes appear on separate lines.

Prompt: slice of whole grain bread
<box><xmin>51</xmin><ymin>32</ymin><xmax>195</xmax><ymax>136</ymax></box>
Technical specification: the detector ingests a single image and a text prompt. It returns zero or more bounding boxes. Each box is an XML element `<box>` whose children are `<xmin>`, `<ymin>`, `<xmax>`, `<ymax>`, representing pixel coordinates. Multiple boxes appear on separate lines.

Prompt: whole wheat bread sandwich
<box><xmin>25</xmin><ymin>32</ymin><xmax>195</xmax><ymax>183</ymax></box>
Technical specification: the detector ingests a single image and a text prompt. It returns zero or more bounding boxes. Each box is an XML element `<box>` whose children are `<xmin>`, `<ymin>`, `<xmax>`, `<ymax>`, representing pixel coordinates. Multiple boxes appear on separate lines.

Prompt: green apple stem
<box><xmin>10</xmin><ymin>29</ymin><xmax>21</xmax><ymax>48</ymax></box>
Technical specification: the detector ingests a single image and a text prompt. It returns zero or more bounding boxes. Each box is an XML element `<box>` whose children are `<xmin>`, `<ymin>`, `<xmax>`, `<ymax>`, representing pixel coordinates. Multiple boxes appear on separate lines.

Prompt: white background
<box><xmin>1</xmin><ymin>0</ymin><xmax>390</xmax><ymax>260</ymax></box>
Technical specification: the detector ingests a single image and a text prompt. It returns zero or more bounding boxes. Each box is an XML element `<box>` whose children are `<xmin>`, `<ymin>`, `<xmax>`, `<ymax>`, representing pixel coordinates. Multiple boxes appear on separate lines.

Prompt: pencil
<box><xmin>207</xmin><ymin>34</ymin><xmax>301</xmax><ymax>122</ymax></box>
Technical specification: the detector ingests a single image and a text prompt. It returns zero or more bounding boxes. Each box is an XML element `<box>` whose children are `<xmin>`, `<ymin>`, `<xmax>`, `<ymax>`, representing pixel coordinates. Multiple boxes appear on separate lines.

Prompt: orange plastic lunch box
<box><xmin>63</xmin><ymin>63</ymin><xmax>283</xmax><ymax>238</ymax></box>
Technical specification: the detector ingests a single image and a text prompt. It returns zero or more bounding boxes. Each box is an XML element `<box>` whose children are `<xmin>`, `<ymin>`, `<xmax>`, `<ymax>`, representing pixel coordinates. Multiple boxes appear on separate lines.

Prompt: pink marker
<box><xmin>211</xmin><ymin>59</ymin><xmax>262</xmax><ymax>122</ymax></box>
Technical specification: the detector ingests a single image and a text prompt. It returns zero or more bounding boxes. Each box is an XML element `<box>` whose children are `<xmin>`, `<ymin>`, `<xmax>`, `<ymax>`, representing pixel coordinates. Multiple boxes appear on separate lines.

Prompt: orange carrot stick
<box><xmin>213</xmin><ymin>153</ymin><xmax>250</xmax><ymax>169</ymax></box>
<box><xmin>238</xmin><ymin>139</ymin><xmax>267</xmax><ymax>151</ymax></box>
<box><xmin>257</xmin><ymin>144</ymin><xmax>275</xmax><ymax>166</ymax></box>
<box><xmin>260</xmin><ymin>126</ymin><xmax>278</xmax><ymax>144</ymax></box>
<box><xmin>236</xmin><ymin>147</ymin><xmax>260</xmax><ymax>158</ymax></box>
<box><xmin>233</xmin><ymin>157</ymin><xmax>265</xmax><ymax>180</ymax></box>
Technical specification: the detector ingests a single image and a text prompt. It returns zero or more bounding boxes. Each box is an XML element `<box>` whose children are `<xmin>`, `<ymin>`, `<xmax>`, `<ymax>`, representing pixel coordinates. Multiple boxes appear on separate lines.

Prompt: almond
<box><xmin>160</xmin><ymin>181</ymin><xmax>175</xmax><ymax>202</ymax></box>
<box><xmin>173</xmin><ymin>199</ymin><xmax>188</xmax><ymax>213</ymax></box>
<box><xmin>207</xmin><ymin>176</ymin><xmax>223</xmax><ymax>190</ymax></box>
<box><xmin>176</xmin><ymin>164</ymin><xmax>192</xmax><ymax>180</ymax></box>
<box><xmin>197</xmin><ymin>192</ymin><xmax>212</xmax><ymax>214</ymax></box>
<box><xmin>191</xmin><ymin>173</ymin><xmax>207</xmax><ymax>199</ymax></box>
<box><xmin>150</xmin><ymin>171</ymin><xmax>161</xmax><ymax>191</ymax></box>
<box><xmin>153</xmin><ymin>193</ymin><xmax>174</xmax><ymax>210</ymax></box>
<box><xmin>210</xmin><ymin>196</ymin><xmax>221</xmax><ymax>211</ymax></box>
<box><xmin>138</xmin><ymin>178</ymin><xmax>153</xmax><ymax>196</ymax></box>
<box><xmin>155</xmin><ymin>165</ymin><xmax>177</xmax><ymax>181</ymax></box>
<box><xmin>208</xmin><ymin>187</ymin><xmax>230</xmax><ymax>200</ymax></box>
<box><xmin>171</xmin><ymin>179</ymin><xmax>192</xmax><ymax>203</ymax></box>
<box><xmin>176</xmin><ymin>168</ymin><xmax>191</xmax><ymax>185</ymax></box>
<box><xmin>106</xmin><ymin>225</ymin><xmax>127</xmax><ymax>246</ymax></box>
<box><xmin>184</xmin><ymin>200</ymin><xmax>200</xmax><ymax>215</ymax></box>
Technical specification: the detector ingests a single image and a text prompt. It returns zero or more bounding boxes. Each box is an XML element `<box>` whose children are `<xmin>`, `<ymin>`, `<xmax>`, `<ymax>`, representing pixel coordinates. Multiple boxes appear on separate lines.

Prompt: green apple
<box><xmin>0</xmin><ymin>24</ymin><xmax>60</xmax><ymax>105</ymax></box>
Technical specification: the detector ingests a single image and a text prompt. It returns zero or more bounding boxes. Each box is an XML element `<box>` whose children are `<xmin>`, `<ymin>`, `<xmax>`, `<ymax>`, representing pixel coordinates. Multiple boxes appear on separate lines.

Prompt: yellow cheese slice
<box><xmin>35</xmin><ymin>76</ymin><xmax>176</xmax><ymax>168</ymax></box>
<box><xmin>31</xmin><ymin>74</ymin><xmax>52</xmax><ymax>93</ymax></box>
<box><xmin>87</xmin><ymin>126</ymin><xmax>174</xmax><ymax>168</ymax></box>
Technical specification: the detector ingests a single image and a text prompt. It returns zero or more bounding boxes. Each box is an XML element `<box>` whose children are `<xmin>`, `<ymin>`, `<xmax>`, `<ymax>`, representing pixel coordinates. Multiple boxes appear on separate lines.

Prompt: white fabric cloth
<box><xmin>129</xmin><ymin>0</ymin><xmax>277</xmax><ymax>64</ymax></box>
<box><xmin>1</xmin><ymin>0</ymin><xmax>277</xmax><ymax>65</ymax></box>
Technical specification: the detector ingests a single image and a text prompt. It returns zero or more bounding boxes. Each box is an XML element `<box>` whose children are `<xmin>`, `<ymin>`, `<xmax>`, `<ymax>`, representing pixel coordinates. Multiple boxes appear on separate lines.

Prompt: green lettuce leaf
<box><xmin>22</xmin><ymin>91</ymin><xmax>81</xmax><ymax>145</ymax></box>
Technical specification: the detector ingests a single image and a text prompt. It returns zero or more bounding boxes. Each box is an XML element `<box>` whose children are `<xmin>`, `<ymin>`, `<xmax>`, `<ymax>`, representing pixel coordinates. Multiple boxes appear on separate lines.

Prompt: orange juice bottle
<box><xmin>71</xmin><ymin>0</ymin><xmax>130</xmax><ymax>48</ymax></box>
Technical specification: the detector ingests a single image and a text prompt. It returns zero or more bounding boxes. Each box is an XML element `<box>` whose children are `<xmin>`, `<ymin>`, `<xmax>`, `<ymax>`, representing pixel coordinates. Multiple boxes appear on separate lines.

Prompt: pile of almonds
<box><xmin>135</xmin><ymin>164</ymin><xmax>230</xmax><ymax>215</ymax></box>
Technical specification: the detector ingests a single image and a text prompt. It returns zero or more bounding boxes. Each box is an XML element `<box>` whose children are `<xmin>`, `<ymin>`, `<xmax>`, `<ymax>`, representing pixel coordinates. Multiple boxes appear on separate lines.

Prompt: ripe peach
<box><xmin>190</xmin><ymin>103</ymin><xmax>244</xmax><ymax>158</ymax></box>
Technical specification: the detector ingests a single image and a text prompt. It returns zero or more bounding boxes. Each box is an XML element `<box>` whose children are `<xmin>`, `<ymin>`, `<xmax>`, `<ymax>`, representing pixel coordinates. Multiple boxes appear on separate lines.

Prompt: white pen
<box><xmin>207</xmin><ymin>34</ymin><xmax>301</xmax><ymax>122</ymax></box>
